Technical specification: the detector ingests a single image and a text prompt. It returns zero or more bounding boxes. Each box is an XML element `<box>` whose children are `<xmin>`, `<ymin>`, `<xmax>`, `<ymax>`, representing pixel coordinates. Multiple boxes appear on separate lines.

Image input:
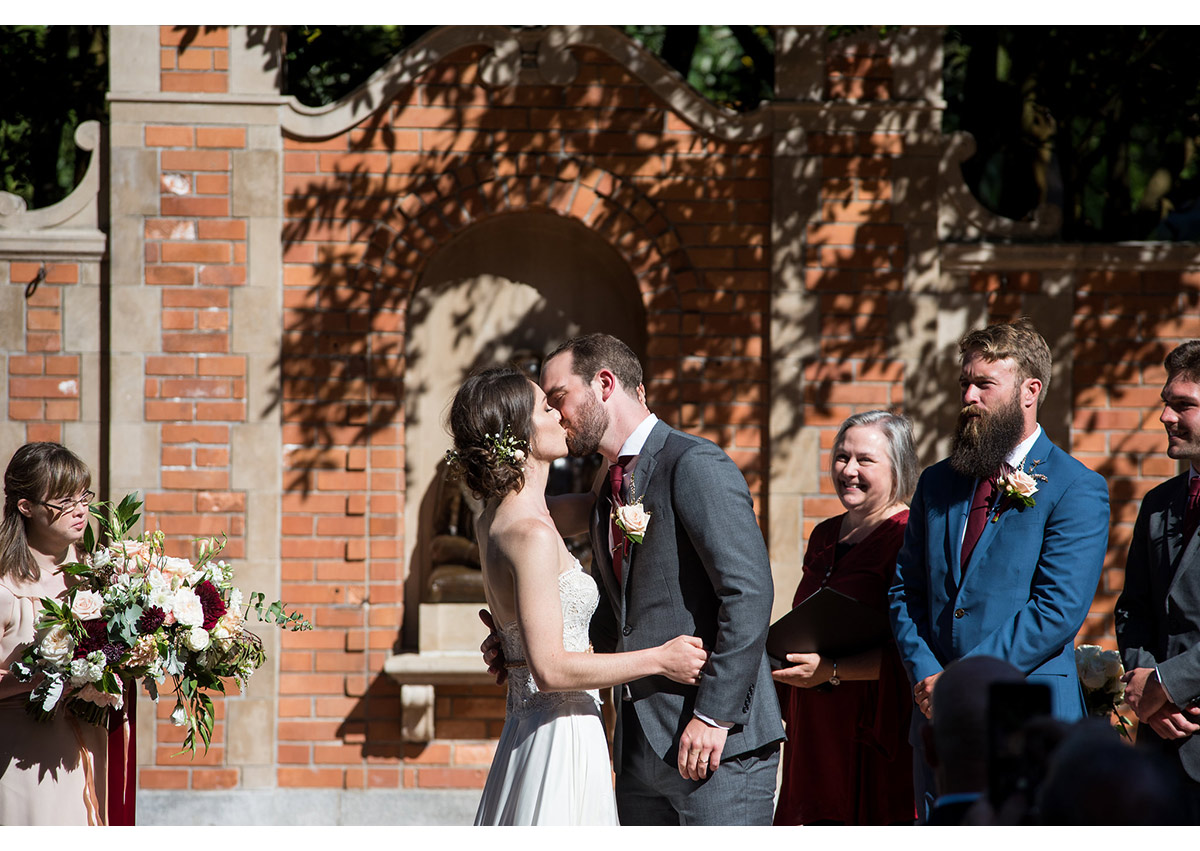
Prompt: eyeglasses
<box><xmin>40</xmin><ymin>491</ymin><xmax>95</xmax><ymax>512</ymax></box>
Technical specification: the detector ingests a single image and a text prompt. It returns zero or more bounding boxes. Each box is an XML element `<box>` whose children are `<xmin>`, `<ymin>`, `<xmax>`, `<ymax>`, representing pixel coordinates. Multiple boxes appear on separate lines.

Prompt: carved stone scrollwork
<box><xmin>534</xmin><ymin>26</ymin><xmax>580</xmax><ymax>87</ymax></box>
<box><xmin>939</xmin><ymin>131</ymin><xmax>1062</xmax><ymax>243</ymax></box>
<box><xmin>476</xmin><ymin>30</ymin><xmax>522</xmax><ymax>89</ymax></box>
<box><xmin>0</xmin><ymin>118</ymin><xmax>105</xmax><ymax>259</ymax></box>
<box><xmin>282</xmin><ymin>25</ymin><xmax>772</xmax><ymax>143</ymax></box>
<box><xmin>0</xmin><ymin>119</ymin><xmax>101</xmax><ymax>233</ymax></box>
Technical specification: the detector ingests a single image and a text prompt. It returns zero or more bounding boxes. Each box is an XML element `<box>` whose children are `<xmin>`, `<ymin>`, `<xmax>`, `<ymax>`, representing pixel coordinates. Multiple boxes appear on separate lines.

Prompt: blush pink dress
<box><xmin>0</xmin><ymin>569</ymin><xmax>108</xmax><ymax>825</ymax></box>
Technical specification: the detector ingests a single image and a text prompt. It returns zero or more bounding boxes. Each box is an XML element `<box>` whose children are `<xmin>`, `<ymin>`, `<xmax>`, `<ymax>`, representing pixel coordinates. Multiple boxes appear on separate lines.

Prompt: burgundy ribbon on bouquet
<box><xmin>106</xmin><ymin>694</ymin><xmax>137</xmax><ymax>825</ymax></box>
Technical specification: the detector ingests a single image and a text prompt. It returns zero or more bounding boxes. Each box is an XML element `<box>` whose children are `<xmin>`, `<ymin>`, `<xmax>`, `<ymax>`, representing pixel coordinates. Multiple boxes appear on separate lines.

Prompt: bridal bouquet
<box><xmin>1075</xmin><ymin>644</ymin><xmax>1132</xmax><ymax>740</ymax></box>
<box><xmin>10</xmin><ymin>494</ymin><xmax>311</xmax><ymax>755</ymax></box>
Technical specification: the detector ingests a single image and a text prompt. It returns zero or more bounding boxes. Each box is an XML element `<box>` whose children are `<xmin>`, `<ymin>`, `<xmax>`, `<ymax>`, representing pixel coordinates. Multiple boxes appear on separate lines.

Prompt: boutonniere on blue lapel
<box><xmin>993</xmin><ymin>458</ymin><xmax>1047</xmax><ymax>522</ymax></box>
<box><xmin>613</xmin><ymin>474</ymin><xmax>651</xmax><ymax>546</ymax></box>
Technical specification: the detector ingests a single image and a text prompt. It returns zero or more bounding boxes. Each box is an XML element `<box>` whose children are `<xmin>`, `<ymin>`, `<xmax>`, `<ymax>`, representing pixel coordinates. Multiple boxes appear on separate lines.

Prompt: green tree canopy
<box><xmin>7</xmin><ymin>24</ymin><xmax>1200</xmax><ymax>244</ymax></box>
<box><xmin>0</xmin><ymin>26</ymin><xmax>107</xmax><ymax>209</ymax></box>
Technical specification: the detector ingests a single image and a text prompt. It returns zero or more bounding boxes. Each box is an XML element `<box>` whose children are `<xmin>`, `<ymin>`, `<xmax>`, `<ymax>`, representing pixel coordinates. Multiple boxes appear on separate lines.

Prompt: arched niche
<box><xmin>402</xmin><ymin>210</ymin><xmax>646</xmax><ymax>650</ymax></box>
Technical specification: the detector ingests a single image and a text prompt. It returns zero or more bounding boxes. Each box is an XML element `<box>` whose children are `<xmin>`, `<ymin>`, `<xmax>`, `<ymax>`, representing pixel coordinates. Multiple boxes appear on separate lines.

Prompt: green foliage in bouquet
<box><xmin>11</xmin><ymin>493</ymin><xmax>311</xmax><ymax>756</ymax></box>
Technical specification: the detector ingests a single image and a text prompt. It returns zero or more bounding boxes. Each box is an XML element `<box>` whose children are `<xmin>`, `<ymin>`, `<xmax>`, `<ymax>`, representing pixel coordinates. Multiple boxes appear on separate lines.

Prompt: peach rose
<box><xmin>70</xmin><ymin>589</ymin><xmax>104</xmax><ymax>621</ymax></box>
<box><xmin>614</xmin><ymin>503</ymin><xmax>651</xmax><ymax>542</ymax></box>
<box><xmin>1006</xmin><ymin>468</ymin><xmax>1039</xmax><ymax>499</ymax></box>
<box><xmin>111</xmin><ymin>539</ymin><xmax>153</xmax><ymax>574</ymax></box>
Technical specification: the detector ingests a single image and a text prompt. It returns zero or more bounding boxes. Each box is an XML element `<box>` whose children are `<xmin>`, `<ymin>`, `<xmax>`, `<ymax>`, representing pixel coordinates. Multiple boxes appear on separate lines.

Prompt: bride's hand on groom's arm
<box><xmin>657</xmin><ymin>635</ymin><xmax>707</xmax><ymax>685</ymax></box>
<box><xmin>479</xmin><ymin>609</ymin><xmax>508</xmax><ymax>685</ymax></box>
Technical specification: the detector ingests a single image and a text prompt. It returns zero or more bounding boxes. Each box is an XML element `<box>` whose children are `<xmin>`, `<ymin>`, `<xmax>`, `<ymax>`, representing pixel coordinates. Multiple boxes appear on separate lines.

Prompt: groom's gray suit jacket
<box><xmin>1116</xmin><ymin>472</ymin><xmax>1200</xmax><ymax>782</ymax></box>
<box><xmin>588</xmin><ymin>420</ymin><xmax>784</xmax><ymax>771</ymax></box>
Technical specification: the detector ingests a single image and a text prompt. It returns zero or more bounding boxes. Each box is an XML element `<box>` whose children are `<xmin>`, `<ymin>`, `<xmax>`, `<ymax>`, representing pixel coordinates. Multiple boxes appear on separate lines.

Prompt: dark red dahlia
<box><xmin>195</xmin><ymin>580</ymin><xmax>227</xmax><ymax>630</ymax></box>
<box><xmin>74</xmin><ymin>619</ymin><xmax>109</xmax><ymax>659</ymax></box>
<box><xmin>137</xmin><ymin>606</ymin><xmax>166</xmax><ymax>634</ymax></box>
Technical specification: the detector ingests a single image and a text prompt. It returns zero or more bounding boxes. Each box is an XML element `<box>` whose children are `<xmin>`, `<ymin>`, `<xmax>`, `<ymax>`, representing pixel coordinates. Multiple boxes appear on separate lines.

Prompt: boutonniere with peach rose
<box><xmin>992</xmin><ymin>458</ymin><xmax>1047</xmax><ymax>521</ymax></box>
<box><xmin>613</xmin><ymin>474</ymin><xmax>651</xmax><ymax>546</ymax></box>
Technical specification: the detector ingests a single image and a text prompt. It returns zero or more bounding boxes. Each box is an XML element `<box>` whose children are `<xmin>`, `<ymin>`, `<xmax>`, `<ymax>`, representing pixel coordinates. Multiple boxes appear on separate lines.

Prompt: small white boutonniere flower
<box><xmin>613</xmin><ymin>473</ymin><xmax>651</xmax><ymax>546</ymax></box>
<box><xmin>993</xmin><ymin>458</ymin><xmax>1047</xmax><ymax>521</ymax></box>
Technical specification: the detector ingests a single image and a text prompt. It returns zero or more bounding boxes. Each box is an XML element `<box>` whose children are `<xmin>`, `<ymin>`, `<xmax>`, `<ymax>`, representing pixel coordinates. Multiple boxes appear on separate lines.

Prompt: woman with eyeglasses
<box><xmin>0</xmin><ymin>442</ymin><xmax>108</xmax><ymax>825</ymax></box>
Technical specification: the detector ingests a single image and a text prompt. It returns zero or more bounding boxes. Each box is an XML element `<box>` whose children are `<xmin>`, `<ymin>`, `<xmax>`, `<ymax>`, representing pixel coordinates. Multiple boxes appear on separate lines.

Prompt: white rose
<box><xmin>171</xmin><ymin>587</ymin><xmax>205</xmax><ymax>628</ymax></box>
<box><xmin>1100</xmin><ymin>649</ymin><xmax>1124</xmax><ymax>680</ymax></box>
<box><xmin>1006</xmin><ymin>468</ymin><xmax>1039</xmax><ymax>499</ymax></box>
<box><xmin>615</xmin><ymin>503</ymin><xmax>651</xmax><ymax>540</ymax></box>
<box><xmin>1076</xmin><ymin>644</ymin><xmax>1109</xmax><ymax>690</ymax></box>
<box><xmin>70</xmin><ymin>589</ymin><xmax>104</xmax><ymax>621</ymax></box>
<box><xmin>39</xmin><ymin>624</ymin><xmax>75</xmax><ymax>667</ymax></box>
<box><xmin>184</xmin><ymin>626</ymin><xmax>210</xmax><ymax>652</ymax></box>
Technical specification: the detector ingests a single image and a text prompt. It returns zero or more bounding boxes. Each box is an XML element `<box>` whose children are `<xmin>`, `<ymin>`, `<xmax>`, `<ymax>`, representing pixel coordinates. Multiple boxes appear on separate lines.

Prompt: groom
<box><xmin>487</xmin><ymin>333</ymin><xmax>783</xmax><ymax>825</ymax></box>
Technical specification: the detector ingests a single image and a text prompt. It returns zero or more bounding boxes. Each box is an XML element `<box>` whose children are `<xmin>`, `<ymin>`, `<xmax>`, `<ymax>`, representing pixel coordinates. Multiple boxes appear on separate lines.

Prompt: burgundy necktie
<box><xmin>608</xmin><ymin>455</ymin><xmax>634</xmax><ymax>581</ymax></box>
<box><xmin>1184</xmin><ymin>475</ymin><xmax>1200</xmax><ymax>544</ymax></box>
<box><xmin>960</xmin><ymin>475</ymin><xmax>997</xmax><ymax>570</ymax></box>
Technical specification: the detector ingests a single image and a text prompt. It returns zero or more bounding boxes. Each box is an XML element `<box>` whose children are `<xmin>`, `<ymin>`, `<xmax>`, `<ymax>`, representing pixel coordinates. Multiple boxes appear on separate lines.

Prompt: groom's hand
<box><xmin>478</xmin><ymin>609</ymin><xmax>507</xmax><ymax>685</ymax></box>
<box><xmin>1122</xmin><ymin>667</ymin><xmax>1168</xmax><ymax>722</ymax></box>
<box><xmin>1147</xmin><ymin>703</ymin><xmax>1200</xmax><ymax>740</ymax></box>
<box><xmin>677</xmin><ymin>717</ymin><xmax>728</xmax><ymax>781</ymax></box>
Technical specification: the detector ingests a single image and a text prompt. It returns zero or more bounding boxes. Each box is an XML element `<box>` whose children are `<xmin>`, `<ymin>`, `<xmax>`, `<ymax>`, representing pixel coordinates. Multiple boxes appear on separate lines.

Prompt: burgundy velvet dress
<box><xmin>773</xmin><ymin>511</ymin><xmax>915</xmax><ymax>825</ymax></box>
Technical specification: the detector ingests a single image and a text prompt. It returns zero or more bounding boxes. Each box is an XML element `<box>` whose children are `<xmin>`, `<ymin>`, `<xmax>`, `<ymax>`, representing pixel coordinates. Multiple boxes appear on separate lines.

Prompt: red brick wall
<box><xmin>160</xmin><ymin>26</ymin><xmax>229</xmax><ymax>94</ymax></box>
<box><xmin>6</xmin><ymin>263</ymin><xmax>83</xmax><ymax>445</ymax></box>
<box><xmin>1072</xmin><ymin>270</ymin><xmax>1200</xmax><ymax>644</ymax></box>
<box><xmin>272</xmin><ymin>43</ymin><xmax>771</xmax><ymax>790</ymax></box>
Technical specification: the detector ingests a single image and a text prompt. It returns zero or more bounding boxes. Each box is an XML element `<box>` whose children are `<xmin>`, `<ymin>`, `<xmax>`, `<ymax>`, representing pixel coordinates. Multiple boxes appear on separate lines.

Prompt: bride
<box><xmin>447</xmin><ymin>367</ymin><xmax>707</xmax><ymax>825</ymax></box>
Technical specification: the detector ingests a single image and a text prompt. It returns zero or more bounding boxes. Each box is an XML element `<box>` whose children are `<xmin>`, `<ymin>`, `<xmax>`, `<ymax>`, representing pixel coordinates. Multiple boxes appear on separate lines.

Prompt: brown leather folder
<box><xmin>766</xmin><ymin>587</ymin><xmax>890</xmax><ymax>663</ymax></box>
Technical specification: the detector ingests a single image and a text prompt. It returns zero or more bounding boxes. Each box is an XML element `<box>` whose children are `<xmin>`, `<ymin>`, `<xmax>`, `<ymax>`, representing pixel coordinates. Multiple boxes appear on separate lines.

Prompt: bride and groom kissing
<box><xmin>446</xmin><ymin>333</ymin><xmax>784</xmax><ymax>825</ymax></box>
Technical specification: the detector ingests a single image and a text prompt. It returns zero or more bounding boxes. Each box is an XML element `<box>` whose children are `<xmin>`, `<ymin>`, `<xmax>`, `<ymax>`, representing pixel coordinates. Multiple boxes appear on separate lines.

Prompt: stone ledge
<box><xmin>383</xmin><ymin>652</ymin><xmax>495</xmax><ymax>686</ymax></box>
<box><xmin>137</xmin><ymin>787</ymin><xmax>480</xmax><ymax>826</ymax></box>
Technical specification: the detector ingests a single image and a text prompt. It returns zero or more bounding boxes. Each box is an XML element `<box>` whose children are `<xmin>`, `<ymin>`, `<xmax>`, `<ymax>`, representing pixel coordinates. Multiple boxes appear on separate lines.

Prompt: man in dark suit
<box><xmin>1115</xmin><ymin>339</ymin><xmax>1200</xmax><ymax>820</ymax></box>
<box><xmin>889</xmin><ymin>318</ymin><xmax>1110</xmax><ymax>819</ymax></box>
<box><xmin>535</xmin><ymin>333</ymin><xmax>784</xmax><ymax>825</ymax></box>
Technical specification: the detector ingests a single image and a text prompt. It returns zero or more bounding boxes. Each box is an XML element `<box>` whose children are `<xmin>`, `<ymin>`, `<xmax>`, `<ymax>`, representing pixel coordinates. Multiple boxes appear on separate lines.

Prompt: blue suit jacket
<box><xmin>888</xmin><ymin>430</ymin><xmax>1110</xmax><ymax>722</ymax></box>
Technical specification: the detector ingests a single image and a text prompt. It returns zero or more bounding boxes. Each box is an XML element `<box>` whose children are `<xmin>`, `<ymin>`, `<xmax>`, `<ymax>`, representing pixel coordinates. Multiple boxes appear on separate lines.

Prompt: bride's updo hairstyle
<box><xmin>448</xmin><ymin>366</ymin><xmax>535</xmax><ymax>500</ymax></box>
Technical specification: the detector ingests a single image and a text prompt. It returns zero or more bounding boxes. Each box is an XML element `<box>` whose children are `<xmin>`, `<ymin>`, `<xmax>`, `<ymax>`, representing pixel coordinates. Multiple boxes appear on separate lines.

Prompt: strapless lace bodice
<box><xmin>499</xmin><ymin>559</ymin><xmax>601</xmax><ymax>717</ymax></box>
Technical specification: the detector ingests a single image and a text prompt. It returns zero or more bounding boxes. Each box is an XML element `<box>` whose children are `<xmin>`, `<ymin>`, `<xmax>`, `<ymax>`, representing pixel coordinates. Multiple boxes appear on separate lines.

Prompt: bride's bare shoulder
<box><xmin>489</xmin><ymin>512</ymin><xmax>560</xmax><ymax>568</ymax></box>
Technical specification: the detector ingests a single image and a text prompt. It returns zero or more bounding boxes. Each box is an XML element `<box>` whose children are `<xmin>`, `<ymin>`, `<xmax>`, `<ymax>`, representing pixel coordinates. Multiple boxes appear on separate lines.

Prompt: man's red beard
<box><xmin>949</xmin><ymin>395</ymin><xmax>1025</xmax><ymax>479</ymax></box>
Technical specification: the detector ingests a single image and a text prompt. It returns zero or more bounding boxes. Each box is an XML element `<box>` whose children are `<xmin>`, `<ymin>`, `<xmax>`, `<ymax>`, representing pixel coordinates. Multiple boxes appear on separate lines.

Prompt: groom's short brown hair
<box><xmin>546</xmin><ymin>333</ymin><xmax>643</xmax><ymax>394</ymax></box>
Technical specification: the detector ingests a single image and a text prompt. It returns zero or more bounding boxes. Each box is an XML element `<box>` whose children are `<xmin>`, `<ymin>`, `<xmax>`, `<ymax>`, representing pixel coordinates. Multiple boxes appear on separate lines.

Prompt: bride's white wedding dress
<box><xmin>474</xmin><ymin>559</ymin><xmax>619</xmax><ymax>825</ymax></box>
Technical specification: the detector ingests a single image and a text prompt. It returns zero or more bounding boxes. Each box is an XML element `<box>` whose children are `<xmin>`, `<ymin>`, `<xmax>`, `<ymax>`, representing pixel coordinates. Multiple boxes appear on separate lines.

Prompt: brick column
<box><xmin>108</xmin><ymin>23</ymin><xmax>286</xmax><ymax>793</ymax></box>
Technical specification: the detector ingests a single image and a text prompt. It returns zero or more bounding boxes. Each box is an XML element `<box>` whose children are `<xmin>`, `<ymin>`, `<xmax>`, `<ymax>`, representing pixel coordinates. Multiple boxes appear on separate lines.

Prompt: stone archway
<box><xmin>402</xmin><ymin>210</ymin><xmax>645</xmax><ymax>649</ymax></box>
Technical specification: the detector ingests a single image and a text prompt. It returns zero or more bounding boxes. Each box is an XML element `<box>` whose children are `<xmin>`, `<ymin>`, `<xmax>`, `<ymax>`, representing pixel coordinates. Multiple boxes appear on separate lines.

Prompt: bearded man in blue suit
<box><xmin>889</xmin><ymin>318</ymin><xmax>1110</xmax><ymax>819</ymax></box>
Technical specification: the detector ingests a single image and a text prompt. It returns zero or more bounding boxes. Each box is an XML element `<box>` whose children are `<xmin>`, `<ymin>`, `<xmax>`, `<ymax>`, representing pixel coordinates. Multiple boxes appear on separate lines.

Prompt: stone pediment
<box><xmin>280</xmin><ymin>25</ymin><xmax>772</xmax><ymax>142</ymax></box>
